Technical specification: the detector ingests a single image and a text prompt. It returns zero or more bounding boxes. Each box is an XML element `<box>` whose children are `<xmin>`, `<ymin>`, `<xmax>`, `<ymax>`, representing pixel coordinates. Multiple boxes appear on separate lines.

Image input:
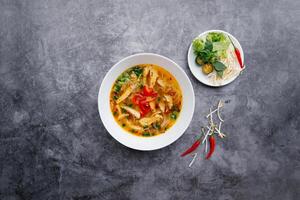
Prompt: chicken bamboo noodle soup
<box><xmin>110</xmin><ymin>64</ymin><xmax>182</xmax><ymax>137</ymax></box>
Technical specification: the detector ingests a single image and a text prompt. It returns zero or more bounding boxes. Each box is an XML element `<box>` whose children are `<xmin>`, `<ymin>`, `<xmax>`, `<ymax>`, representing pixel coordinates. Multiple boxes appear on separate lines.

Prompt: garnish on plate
<box><xmin>228</xmin><ymin>36</ymin><xmax>244</xmax><ymax>69</ymax></box>
<box><xmin>181</xmin><ymin>100</ymin><xmax>227</xmax><ymax>167</ymax></box>
<box><xmin>193</xmin><ymin>32</ymin><xmax>230</xmax><ymax>78</ymax></box>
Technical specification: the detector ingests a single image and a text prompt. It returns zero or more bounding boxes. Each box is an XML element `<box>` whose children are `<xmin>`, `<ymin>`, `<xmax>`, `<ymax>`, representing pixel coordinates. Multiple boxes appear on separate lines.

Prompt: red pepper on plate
<box><xmin>205</xmin><ymin>135</ymin><xmax>216</xmax><ymax>159</ymax></box>
<box><xmin>228</xmin><ymin>36</ymin><xmax>243</xmax><ymax>69</ymax></box>
<box><xmin>181</xmin><ymin>138</ymin><xmax>201</xmax><ymax>157</ymax></box>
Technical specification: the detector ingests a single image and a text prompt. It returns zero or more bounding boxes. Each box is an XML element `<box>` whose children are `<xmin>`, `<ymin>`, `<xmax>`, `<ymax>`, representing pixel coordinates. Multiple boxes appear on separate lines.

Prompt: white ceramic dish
<box><xmin>98</xmin><ymin>53</ymin><xmax>195</xmax><ymax>151</ymax></box>
<box><xmin>188</xmin><ymin>30</ymin><xmax>245</xmax><ymax>87</ymax></box>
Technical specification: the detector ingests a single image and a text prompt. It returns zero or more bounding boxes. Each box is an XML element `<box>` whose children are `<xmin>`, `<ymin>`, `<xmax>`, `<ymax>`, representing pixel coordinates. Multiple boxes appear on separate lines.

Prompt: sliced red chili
<box><xmin>206</xmin><ymin>136</ymin><xmax>215</xmax><ymax>159</ymax></box>
<box><xmin>142</xmin><ymin>86</ymin><xmax>158</xmax><ymax>97</ymax></box>
<box><xmin>132</xmin><ymin>93</ymin><xmax>145</xmax><ymax>105</ymax></box>
<box><xmin>143</xmin><ymin>86</ymin><xmax>153</xmax><ymax>96</ymax></box>
<box><xmin>139</xmin><ymin>97</ymin><xmax>156</xmax><ymax>105</ymax></box>
<box><xmin>181</xmin><ymin>139</ymin><xmax>201</xmax><ymax>157</ymax></box>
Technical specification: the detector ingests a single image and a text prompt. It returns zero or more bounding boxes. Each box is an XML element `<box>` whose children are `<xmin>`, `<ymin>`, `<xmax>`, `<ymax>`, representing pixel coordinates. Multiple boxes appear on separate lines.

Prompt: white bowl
<box><xmin>98</xmin><ymin>53</ymin><xmax>195</xmax><ymax>151</ymax></box>
<box><xmin>188</xmin><ymin>30</ymin><xmax>245</xmax><ymax>87</ymax></box>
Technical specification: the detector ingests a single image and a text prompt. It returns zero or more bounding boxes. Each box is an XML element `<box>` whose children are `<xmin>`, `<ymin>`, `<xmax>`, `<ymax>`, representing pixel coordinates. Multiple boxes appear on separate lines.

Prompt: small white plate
<box><xmin>98</xmin><ymin>53</ymin><xmax>195</xmax><ymax>151</ymax></box>
<box><xmin>188</xmin><ymin>30</ymin><xmax>245</xmax><ymax>87</ymax></box>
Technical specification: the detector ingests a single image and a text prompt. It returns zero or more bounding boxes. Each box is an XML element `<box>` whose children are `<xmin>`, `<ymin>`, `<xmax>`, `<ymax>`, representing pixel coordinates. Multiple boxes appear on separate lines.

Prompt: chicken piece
<box><xmin>149</xmin><ymin>68</ymin><xmax>158</xmax><ymax>88</ymax></box>
<box><xmin>143</xmin><ymin>67</ymin><xmax>150</xmax><ymax>86</ymax></box>
<box><xmin>157</xmin><ymin>78</ymin><xmax>165</xmax><ymax>88</ymax></box>
<box><xmin>116</xmin><ymin>105</ymin><xmax>122</xmax><ymax>114</ymax></box>
<box><xmin>164</xmin><ymin>95</ymin><xmax>173</xmax><ymax>109</ymax></box>
<box><xmin>130</xmin><ymin>73</ymin><xmax>137</xmax><ymax>81</ymax></box>
<box><xmin>117</xmin><ymin>114</ymin><xmax>129</xmax><ymax>120</ymax></box>
<box><xmin>116</xmin><ymin>85</ymin><xmax>135</xmax><ymax>104</ymax></box>
<box><xmin>161</xmin><ymin>116</ymin><xmax>170</xmax><ymax>129</ymax></box>
<box><xmin>125</xmin><ymin>120</ymin><xmax>143</xmax><ymax>131</ymax></box>
<box><xmin>139</xmin><ymin>113</ymin><xmax>163</xmax><ymax>127</ymax></box>
<box><xmin>158</xmin><ymin>101</ymin><xmax>165</xmax><ymax>112</ymax></box>
<box><xmin>149</xmin><ymin>101</ymin><xmax>156</xmax><ymax>111</ymax></box>
<box><xmin>121</xmin><ymin>106</ymin><xmax>141</xmax><ymax>119</ymax></box>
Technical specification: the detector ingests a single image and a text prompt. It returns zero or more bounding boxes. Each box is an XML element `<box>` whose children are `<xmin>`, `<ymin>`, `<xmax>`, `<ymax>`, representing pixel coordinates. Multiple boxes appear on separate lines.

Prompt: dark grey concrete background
<box><xmin>0</xmin><ymin>0</ymin><xmax>300</xmax><ymax>199</ymax></box>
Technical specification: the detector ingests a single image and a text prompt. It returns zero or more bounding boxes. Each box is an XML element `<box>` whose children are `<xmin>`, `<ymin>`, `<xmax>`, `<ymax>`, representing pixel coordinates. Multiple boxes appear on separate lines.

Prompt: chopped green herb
<box><xmin>114</xmin><ymin>84</ymin><xmax>121</xmax><ymax>93</ymax></box>
<box><xmin>113</xmin><ymin>95</ymin><xmax>118</xmax><ymax>100</ymax></box>
<box><xmin>113</xmin><ymin>111</ymin><xmax>117</xmax><ymax>116</ymax></box>
<box><xmin>142</xmin><ymin>132</ymin><xmax>151</xmax><ymax>137</ymax></box>
<box><xmin>143</xmin><ymin>125</ymin><xmax>149</xmax><ymax>129</ymax></box>
<box><xmin>122</xmin><ymin>123</ymin><xmax>126</xmax><ymax>127</ymax></box>
<box><xmin>121</xmin><ymin>108</ymin><xmax>127</xmax><ymax>113</ymax></box>
<box><xmin>170</xmin><ymin>112</ymin><xmax>178</xmax><ymax>120</ymax></box>
<box><xmin>132</xmin><ymin>66</ymin><xmax>143</xmax><ymax>77</ymax></box>
<box><xmin>128</xmin><ymin>104</ymin><xmax>133</xmax><ymax>107</ymax></box>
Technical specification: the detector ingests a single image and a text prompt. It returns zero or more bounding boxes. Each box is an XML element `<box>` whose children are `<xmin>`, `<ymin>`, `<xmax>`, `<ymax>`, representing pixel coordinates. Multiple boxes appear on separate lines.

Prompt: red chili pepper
<box><xmin>139</xmin><ymin>97</ymin><xmax>157</xmax><ymax>105</ymax></box>
<box><xmin>206</xmin><ymin>136</ymin><xmax>215</xmax><ymax>159</ymax></box>
<box><xmin>235</xmin><ymin>48</ymin><xmax>243</xmax><ymax>69</ymax></box>
<box><xmin>181</xmin><ymin>139</ymin><xmax>201</xmax><ymax>157</ymax></box>
<box><xmin>228</xmin><ymin>36</ymin><xmax>243</xmax><ymax>69</ymax></box>
<box><xmin>132</xmin><ymin>94</ymin><xmax>145</xmax><ymax>105</ymax></box>
<box><xmin>142</xmin><ymin>86</ymin><xmax>158</xmax><ymax>97</ymax></box>
<box><xmin>132</xmin><ymin>87</ymin><xmax>158</xmax><ymax>117</ymax></box>
<box><xmin>143</xmin><ymin>86</ymin><xmax>153</xmax><ymax>96</ymax></box>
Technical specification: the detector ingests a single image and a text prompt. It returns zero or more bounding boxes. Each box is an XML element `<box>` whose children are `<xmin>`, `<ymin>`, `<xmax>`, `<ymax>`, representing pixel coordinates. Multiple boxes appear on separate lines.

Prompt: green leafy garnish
<box><xmin>213</xmin><ymin>61</ymin><xmax>226</xmax><ymax>71</ymax></box>
<box><xmin>142</xmin><ymin>132</ymin><xmax>151</xmax><ymax>137</ymax></box>
<box><xmin>216</xmin><ymin>70</ymin><xmax>224</xmax><ymax>78</ymax></box>
<box><xmin>192</xmin><ymin>32</ymin><xmax>229</xmax><ymax>77</ymax></box>
<box><xmin>114</xmin><ymin>84</ymin><xmax>121</xmax><ymax>93</ymax></box>
<box><xmin>192</xmin><ymin>38</ymin><xmax>204</xmax><ymax>54</ymax></box>
<box><xmin>118</xmin><ymin>73</ymin><xmax>130</xmax><ymax>83</ymax></box>
<box><xmin>170</xmin><ymin>112</ymin><xmax>178</xmax><ymax>120</ymax></box>
<box><xmin>131</xmin><ymin>66</ymin><xmax>143</xmax><ymax>77</ymax></box>
<box><xmin>113</xmin><ymin>95</ymin><xmax>118</xmax><ymax>100</ymax></box>
<box><xmin>114</xmin><ymin>72</ymin><xmax>131</xmax><ymax>93</ymax></box>
<box><xmin>207</xmin><ymin>32</ymin><xmax>227</xmax><ymax>42</ymax></box>
<box><xmin>204</xmin><ymin>40</ymin><xmax>213</xmax><ymax>51</ymax></box>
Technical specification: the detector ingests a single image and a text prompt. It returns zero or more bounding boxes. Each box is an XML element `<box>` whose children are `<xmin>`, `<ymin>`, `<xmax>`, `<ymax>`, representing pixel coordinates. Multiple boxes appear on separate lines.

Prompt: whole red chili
<box><xmin>181</xmin><ymin>139</ymin><xmax>201</xmax><ymax>157</ymax></box>
<box><xmin>228</xmin><ymin>36</ymin><xmax>243</xmax><ymax>69</ymax></box>
<box><xmin>206</xmin><ymin>135</ymin><xmax>215</xmax><ymax>159</ymax></box>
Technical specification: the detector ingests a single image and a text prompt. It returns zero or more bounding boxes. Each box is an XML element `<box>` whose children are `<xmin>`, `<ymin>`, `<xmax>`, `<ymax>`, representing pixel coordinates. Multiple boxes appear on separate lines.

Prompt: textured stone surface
<box><xmin>0</xmin><ymin>0</ymin><xmax>300</xmax><ymax>199</ymax></box>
